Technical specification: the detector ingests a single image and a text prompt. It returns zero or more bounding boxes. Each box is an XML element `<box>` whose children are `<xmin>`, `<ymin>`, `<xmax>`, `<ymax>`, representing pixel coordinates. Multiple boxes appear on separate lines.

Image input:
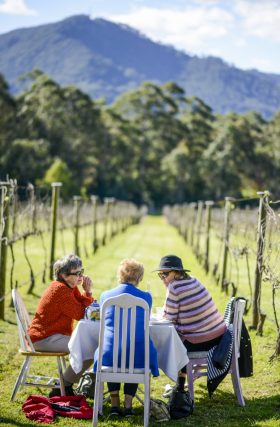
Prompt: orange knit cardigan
<box><xmin>28</xmin><ymin>281</ymin><xmax>93</xmax><ymax>343</ymax></box>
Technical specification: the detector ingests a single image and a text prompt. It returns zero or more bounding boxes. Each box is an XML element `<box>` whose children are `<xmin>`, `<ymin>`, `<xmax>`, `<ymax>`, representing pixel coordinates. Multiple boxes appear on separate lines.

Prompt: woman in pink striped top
<box><xmin>154</xmin><ymin>255</ymin><xmax>226</xmax><ymax>392</ymax></box>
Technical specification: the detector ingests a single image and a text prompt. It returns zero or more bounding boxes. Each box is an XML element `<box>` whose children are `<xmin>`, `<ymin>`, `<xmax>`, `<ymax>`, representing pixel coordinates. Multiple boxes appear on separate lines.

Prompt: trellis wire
<box><xmin>0</xmin><ymin>182</ymin><xmax>145</xmax><ymax>319</ymax></box>
<box><xmin>164</xmin><ymin>193</ymin><xmax>280</xmax><ymax>357</ymax></box>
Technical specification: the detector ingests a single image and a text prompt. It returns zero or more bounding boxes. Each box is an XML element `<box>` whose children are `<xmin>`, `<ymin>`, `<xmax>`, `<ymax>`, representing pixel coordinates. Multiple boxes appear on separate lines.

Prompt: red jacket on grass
<box><xmin>22</xmin><ymin>395</ymin><xmax>93</xmax><ymax>423</ymax></box>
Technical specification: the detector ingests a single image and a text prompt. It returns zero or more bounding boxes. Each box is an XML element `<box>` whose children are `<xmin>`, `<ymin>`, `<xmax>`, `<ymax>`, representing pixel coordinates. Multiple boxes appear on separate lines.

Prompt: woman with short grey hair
<box><xmin>28</xmin><ymin>254</ymin><xmax>94</xmax><ymax>396</ymax></box>
<box><xmin>53</xmin><ymin>254</ymin><xmax>83</xmax><ymax>280</ymax></box>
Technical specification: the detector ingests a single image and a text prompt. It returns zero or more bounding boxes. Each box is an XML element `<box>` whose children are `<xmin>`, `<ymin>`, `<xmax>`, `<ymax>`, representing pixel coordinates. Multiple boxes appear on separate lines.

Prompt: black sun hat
<box><xmin>153</xmin><ymin>255</ymin><xmax>190</xmax><ymax>272</ymax></box>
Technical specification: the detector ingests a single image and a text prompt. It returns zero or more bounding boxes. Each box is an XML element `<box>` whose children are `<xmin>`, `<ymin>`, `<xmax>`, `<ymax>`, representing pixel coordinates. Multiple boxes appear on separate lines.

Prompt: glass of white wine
<box><xmin>155</xmin><ymin>307</ymin><xmax>163</xmax><ymax>319</ymax></box>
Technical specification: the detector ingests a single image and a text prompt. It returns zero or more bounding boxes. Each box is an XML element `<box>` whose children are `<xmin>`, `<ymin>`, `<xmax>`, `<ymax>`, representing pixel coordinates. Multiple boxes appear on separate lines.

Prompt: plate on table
<box><xmin>149</xmin><ymin>318</ymin><xmax>173</xmax><ymax>325</ymax></box>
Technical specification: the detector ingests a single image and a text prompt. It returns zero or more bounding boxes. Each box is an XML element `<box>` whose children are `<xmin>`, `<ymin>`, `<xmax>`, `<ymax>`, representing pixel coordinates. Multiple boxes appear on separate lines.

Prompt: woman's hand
<box><xmin>82</xmin><ymin>276</ymin><xmax>93</xmax><ymax>294</ymax></box>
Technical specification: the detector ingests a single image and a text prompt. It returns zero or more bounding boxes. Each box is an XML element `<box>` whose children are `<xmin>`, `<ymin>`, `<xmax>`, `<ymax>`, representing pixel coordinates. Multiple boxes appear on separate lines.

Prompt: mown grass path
<box><xmin>0</xmin><ymin>216</ymin><xmax>279</xmax><ymax>426</ymax></box>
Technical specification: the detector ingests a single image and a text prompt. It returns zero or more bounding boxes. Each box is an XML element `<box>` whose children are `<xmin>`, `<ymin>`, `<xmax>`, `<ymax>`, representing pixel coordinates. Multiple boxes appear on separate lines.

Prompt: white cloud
<box><xmin>105</xmin><ymin>6</ymin><xmax>234</xmax><ymax>52</ymax></box>
<box><xmin>234</xmin><ymin>37</ymin><xmax>247</xmax><ymax>48</ymax></box>
<box><xmin>0</xmin><ymin>0</ymin><xmax>36</xmax><ymax>15</ymax></box>
<box><xmin>235</xmin><ymin>0</ymin><xmax>280</xmax><ymax>42</ymax></box>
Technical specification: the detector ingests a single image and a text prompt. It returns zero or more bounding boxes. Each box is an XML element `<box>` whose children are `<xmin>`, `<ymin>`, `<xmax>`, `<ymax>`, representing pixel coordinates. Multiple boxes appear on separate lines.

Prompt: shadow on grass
<box><xmin>189</xmin><ymin>387</ymin><xmax>280</xmax><ymax>427</ymax></box>
<box><xmin>3</xmin><ymin>319</ymin><xmax>17</xmax><ymax>326</ymax></box>
<box><xmin>0</xmin><ymin>417</ymin><xmax>36</xmax><ymax>427</ymax></box>
<box><xmin>1</xmin><ymin>392</ymin><xmax>279</xmax><ymax>427</ymax></box>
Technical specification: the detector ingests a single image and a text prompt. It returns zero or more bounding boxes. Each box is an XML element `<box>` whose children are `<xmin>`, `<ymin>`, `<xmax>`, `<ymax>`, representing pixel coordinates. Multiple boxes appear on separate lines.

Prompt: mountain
<box><xmin>0</xmin><ymin>15</ymin><xmax>280</xmax><ymax>118</ymax></box>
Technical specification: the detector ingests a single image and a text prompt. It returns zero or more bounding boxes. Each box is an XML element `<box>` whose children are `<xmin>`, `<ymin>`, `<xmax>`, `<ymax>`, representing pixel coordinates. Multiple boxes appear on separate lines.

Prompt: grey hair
<box><xmin>53</xmin><ymin>254</ymin><xmax>82</xmax><ymax>280</ymax></box>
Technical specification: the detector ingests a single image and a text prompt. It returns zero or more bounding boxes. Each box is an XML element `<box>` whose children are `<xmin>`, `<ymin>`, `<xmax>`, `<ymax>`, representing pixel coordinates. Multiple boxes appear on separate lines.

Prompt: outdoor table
<box><xmin>68</xmin><ymin>319</ymin><xmax>188</xmax><ymax>382</ymax></box>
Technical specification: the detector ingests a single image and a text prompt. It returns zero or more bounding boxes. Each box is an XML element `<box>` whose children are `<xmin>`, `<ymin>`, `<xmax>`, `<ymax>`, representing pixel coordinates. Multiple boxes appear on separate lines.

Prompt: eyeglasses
<box><xmin>158</xmin><ymin>271</ymin><xmax>171</xmax><ymax>280</ymax></box>
<box><xmin>67</xmin><ymin>269</ymin><xmax>84</xmax><ymax>277</ymax></box>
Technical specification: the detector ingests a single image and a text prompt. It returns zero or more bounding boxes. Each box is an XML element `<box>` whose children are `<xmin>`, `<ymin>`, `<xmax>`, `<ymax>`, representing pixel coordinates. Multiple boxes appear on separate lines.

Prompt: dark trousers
<box><xmin>181</xmin><ymin>335</ymin><xmax>223</xmax><ymax>374</ymax></box>
<box><xmin>107</xmin><ymin>382</ymin><xmax>138</xmax><ymax>397</ymax></box>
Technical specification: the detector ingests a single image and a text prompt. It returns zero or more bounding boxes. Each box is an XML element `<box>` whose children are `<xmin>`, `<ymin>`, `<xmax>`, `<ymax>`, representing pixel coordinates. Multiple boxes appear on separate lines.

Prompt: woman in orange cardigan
<box><xmin>28</xmin><ymin>254</ymin><xmax>94</xmax><ymax>396</ymax></box>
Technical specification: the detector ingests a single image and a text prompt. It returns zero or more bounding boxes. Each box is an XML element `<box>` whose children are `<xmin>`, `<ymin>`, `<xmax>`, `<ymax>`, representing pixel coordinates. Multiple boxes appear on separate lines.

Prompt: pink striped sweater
<box><xmin>163</xmin><ymin>277</ymin><xmax>226</xmax><ymax>344</ymax></box>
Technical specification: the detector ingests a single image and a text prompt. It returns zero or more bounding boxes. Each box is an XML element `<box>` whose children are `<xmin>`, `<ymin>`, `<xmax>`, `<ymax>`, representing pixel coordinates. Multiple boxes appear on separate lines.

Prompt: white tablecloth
<box><xmin>68</xmin><ymin>320</ymin><xmax>188</xmax><ymax>382</ymax></box>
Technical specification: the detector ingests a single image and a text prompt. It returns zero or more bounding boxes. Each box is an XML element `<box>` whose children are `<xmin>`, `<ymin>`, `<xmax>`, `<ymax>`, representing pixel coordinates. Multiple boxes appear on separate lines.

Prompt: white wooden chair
<box><xmin>93</xmin><ymin>293</ymin><xmax>150</xmax><ymax>427</ymax></box>
<box><xmin>186</xmin><ymin>298</ymin><xmax>246</xmax><ymax>406</ymax></box>
<box><xmin>11</xmin><ymin>289</ymin><xmax>68</xmax><ymax>401</ymax></box>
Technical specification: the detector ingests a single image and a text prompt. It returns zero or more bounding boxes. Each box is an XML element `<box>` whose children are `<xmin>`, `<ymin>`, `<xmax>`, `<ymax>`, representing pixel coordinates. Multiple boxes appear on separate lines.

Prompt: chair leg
<box><xmin>57</xmin><ymin>356</ymin><xmax>66</xmax><ymax>396</ymax></box>
<box><xmin>61</xmin><ymin>356</ymin><xmax>67</xmax><ymax>371</ymax></box>
<box><xmin>186</xmin><ymin>362</ymin><xmax>195</xmax><ymax>404</ymax></box>
<box><xmin>99</xmin><ymin>382</ymin><xmax>104</xmax><ymax>415</ymax></box>
<box><xmin>231</xmin><ymin>358</ymin><xmax>245</xmax><ymax>406</ymax></box>
<box><xmin>93</xmin><ymin>374</ymin><xmax>102</xmax><ymax>427</ymax></box>
<box><xmin>10</xmin><ymin>356</ymin><xmax>31</xmax><ymax>401</ymax></box>
<box><xmin>143</xmin><ymin>379</ymin><xmax>150</xmax><ymax>427</ymax></box>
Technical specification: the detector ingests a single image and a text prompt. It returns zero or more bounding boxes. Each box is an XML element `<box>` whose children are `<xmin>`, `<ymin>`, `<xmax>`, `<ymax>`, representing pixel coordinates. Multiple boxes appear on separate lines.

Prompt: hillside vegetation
<box><xmin>0</xmin><ymin>15</ymin><xmax>280</xmax><ymax>117</ymax></box>
<box><xmin>1</xmin><ymin>72</ymin><xmax>280</xmax><ymax>205</ymax></box>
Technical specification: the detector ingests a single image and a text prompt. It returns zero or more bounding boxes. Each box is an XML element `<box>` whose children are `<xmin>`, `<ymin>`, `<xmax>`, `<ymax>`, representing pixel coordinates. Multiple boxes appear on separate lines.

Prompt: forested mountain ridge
<box><xmin>0</xmin><ymin>14</ymin><xmax>280</xmax><ymax>118</ymax></box>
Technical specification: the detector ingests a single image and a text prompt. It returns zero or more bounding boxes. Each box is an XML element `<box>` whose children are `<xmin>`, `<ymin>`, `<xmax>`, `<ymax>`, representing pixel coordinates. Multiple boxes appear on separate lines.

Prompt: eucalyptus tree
<box><xmin>16</xmin><ymin>70</ymin><xmax>66</xmax><ymax>148</ymax></box>
<box><xmin>96</xmin><ymin>108</ymin><xmax>144</xmax><ymax>202</ymax></box>
<box><xmin>180</xmin><ymin>96</ymin><xmax>216</xmax><ymax>154</ymax></box>
<box><xmin>0</xmin><ymin>74</ymin><xmax>18</xmax><ymax>176</ymax></box>
<box><xmin>169</xmin><ymin>96</ymin><xmax>217</xmax><ymax>200</ymax></box>
<box><xmin>59</xmin><ymin>85</ymin><xmax>105</xmax><ymax>194</ymax></box>
<box><xmin>201</xmin><ymin>112</ymin><xmax>270</xmax><ymax>199</ymax></box>
<box><xmin>17</xmin><ymin>71</ymin><xmax>105</xmax><ymax>194</ymax></box>
<box><xmin>111</xmin><ymin>81</ymin><xmax>189</xmax><ymax>205</ymax></box>
<box><xmin>263</xmin><ymin>111</ymin><xmax>280</xmax><ymax>197</ymax></box>
<box><xmin>3</xmin><ymin>138</ymin><xmax>50</xmax><ymax>184</ymax></box>
<box><xmin>43</xmin><ymin>157</ymin><xmax>72</xmax><ymax>198</ymax></box>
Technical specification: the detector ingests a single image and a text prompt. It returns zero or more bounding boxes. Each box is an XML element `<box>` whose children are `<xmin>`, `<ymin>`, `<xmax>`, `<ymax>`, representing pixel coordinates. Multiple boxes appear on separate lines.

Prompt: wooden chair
<box><xmin>10</xmin><ymin>289</ymin><xmax>68</xmax><ymax>401</ymax></box>
<box><xmin>186</xmin><ymin>298</ymin><xmax>246</xmax><ymax>406</ymax></box>
<box><xmin>93</xmin><ymin>294</ymin><xmax>150</xmax><ymax>427</ymax></box>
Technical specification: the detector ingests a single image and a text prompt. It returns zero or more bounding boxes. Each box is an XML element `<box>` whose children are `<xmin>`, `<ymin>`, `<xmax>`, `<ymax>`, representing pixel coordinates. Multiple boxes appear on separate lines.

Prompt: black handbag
<box><xmin>168</xmin><ymin>387</ymin><xmax>194</xmax><ymax>419</ymax></box>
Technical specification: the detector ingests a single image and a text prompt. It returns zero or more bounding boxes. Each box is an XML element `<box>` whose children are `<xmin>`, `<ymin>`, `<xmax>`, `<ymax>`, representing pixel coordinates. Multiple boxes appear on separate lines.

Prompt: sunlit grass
<box><xmin>0</xmin><ymin>215</ymin><xmax>279</xmax><ymax>427</ymax></box>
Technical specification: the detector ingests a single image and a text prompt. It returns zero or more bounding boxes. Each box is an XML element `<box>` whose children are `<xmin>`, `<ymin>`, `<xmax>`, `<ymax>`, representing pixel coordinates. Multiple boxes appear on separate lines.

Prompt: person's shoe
<box><xmin>66</xmin><ymin>385</ymin><xmax>76</xmax><ymax>396</ymax></box>
<box><xmin>124</xmin><ymin>407</ymin><xmax>135</xmax><ymax>418</ymax></box>
<box><xmin>109</xmin><ymin>406</ymin><xmax>122</xmax><ymax>417</ymax></box>
<box><xmin>49</xmin><ymin>385</ymin><xmax>75</xmax><ymax>398</ymax></box>
<box><xmin>162</xmin><ymin>384</ymin><xmax>174</xmax><ymax>398</ymax></box>
<box><xmin>49</xmin><ymin>387</ymin><xmax>61</xmax><ymax>398</ymax></box>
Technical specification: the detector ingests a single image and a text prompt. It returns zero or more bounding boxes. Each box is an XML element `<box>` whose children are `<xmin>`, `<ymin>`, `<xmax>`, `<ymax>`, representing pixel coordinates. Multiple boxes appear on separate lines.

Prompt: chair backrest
<box><xmin>12</xmin><ymin>289</ymin><xmax>35</xmax><ymax>352</ymax></box>
<box><xmin>232</xmin><ymin>298</ymin><xmax>246</xmax><ymax>358</ymax></box>
<box><xmin>97</xmin><ymin>293</ymin><xmax>150</xmax><ymax>375</ymax></box>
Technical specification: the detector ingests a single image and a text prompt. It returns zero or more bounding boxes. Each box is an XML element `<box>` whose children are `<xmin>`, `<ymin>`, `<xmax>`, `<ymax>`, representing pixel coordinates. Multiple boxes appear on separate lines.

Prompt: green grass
<box><xmin>0</xmin><ymin>215</ymin><xmax>279</xmax><ymax>426</ymax></box>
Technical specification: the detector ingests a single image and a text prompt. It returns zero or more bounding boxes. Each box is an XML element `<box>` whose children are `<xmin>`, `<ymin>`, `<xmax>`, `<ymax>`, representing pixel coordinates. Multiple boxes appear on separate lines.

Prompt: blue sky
<box><xmin>0</xmin><ymin>0</ymin><xmax>280</xmax><ymax>74</ymax></box>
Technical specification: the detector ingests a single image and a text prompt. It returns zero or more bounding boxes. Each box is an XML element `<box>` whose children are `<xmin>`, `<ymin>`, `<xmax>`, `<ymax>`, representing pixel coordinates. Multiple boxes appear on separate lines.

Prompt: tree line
<box><xmin>1</xmin><ymin>70</ymin><xmax>280</xmax><ymax>207</ymax></box>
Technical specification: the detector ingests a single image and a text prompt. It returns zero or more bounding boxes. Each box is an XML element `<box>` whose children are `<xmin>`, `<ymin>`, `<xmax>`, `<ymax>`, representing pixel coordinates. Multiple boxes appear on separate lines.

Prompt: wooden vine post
<box><xmin>115</xmin><ymin>201</ymin><xmax>121</xmax><ymax>235</ymax></box>
<box><xmin>27</xmin><ymin>183</ymin><xmax>36</xmax><ymax>294</ymax></box>
<box><xmin>0</xmin><ymin>183</ymin><xmax>10</xmax><ymax>320</ymax></box>
<box><xmin>73</xmin><ymin>196</ymin><xmax>82</xmax><ymax>256</ymax></box>
<box><xmin>110</xmin><ymin>198</ymin><xmax>116</xmax><ymax>238</ymax></box>
<box><xmin>102</xmin><ymin>198</ymin><xmax>110</xmax><ymax>246</ymax></box>
<box><xmin>195</xmin><ymin>201</ymin><xmax>204</xmax><ymax>258</ymax></box>
<box><xmin>28</xmin><ymin>183</ymin><xmax>37</xmax><ymax>233</ymax></box>
<box><xmin>251</xmin><ymin>191</ymin><xmax>269</xmax><ymax>330</ymax></box>
<box><xmin>49</xmin><ymin>182</ymin><xmax>62</xmax><ymax>280</ymax></box>
<box><xmin>219</xmin><ymin>197</ymin><xmax>234</xmax><ymax>293</ymax></box>
<box><xmin>189</xmin><ymin>202</ymin><xmax>197</xmax><ymax>248</ymax></box>
<box><xmin>183</xmin><ymin>203</ymin><xmax>188</xmax><ymax>242</ymax></box>
<box><xmin>204</xmin><ymin>201</ymin><xmax>214</xmax><ymax>273</ymax></box>
<box><xmin>91</xmin><ymin>195</ymin><xmax>98</xmax><ymax>253</ymax></box>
